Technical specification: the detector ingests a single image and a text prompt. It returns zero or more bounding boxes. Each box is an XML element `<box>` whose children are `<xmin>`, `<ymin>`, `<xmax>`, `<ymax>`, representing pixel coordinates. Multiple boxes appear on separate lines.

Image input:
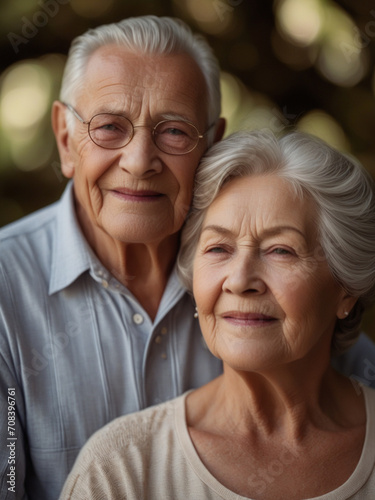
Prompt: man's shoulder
<box><xmin>0</xmin><ymin>201</ymin><xmax>59</xmax><ymax>243</ymax></box>
<box><xmin>333</xmin><ymin>333</ymin><xmax>375</xmax><ymax>388</ymax></box>
<box><xmin>0</xmin><ymin>202</ymin><xmax>60</xmax><ymax>282</ymax></box>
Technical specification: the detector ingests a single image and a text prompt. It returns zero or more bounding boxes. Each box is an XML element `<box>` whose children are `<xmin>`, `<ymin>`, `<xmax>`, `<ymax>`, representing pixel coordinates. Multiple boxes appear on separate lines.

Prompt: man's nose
<box><xmin>118</xmin><ymin>127</ymin><xmax>163</xmax><ymax>178</ymax></box>
<box><xmin>222</xmin><ymin>253</ymin><xmax>267</xmax><ymax>295</ymax></box>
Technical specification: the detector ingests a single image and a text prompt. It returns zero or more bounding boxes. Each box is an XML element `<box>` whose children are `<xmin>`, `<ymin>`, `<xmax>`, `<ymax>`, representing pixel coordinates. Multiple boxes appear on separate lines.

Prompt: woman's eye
<box><xmin>206</xmin><ymin>246</ymin><xmax>227</xmax><ymax>254</ymax></box>
<box><xmin>271</xmin><ymin>247</ymin><xmax>292</xmax><ymax>255</ymax></box>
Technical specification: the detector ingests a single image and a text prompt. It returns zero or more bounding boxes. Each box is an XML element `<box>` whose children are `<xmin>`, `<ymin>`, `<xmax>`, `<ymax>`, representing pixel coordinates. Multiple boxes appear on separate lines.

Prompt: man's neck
<box><xmin>76</xmin><ymin>204</ymin><xmax>180</xmax><ymax>321</ymax></box>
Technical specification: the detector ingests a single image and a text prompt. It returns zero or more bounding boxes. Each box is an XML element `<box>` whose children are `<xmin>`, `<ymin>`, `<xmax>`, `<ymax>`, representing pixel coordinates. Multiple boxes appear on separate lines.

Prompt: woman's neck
<box><xmin>186</xmin><ymin>365</ymin><xmax>366</xmax><ymax>500</ymax></box>
<box><xmin>187</xmin><ymin>355</ymin><xmax>365</xmax><ymax>442</ymax></box>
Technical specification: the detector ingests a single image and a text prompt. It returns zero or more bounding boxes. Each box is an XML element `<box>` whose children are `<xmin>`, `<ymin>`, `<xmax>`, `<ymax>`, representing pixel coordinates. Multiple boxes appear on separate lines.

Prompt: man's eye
<box><xmin>91</xmin><ymin>115</ymin><xmax>130</xmax><ymax>134</ymax></box>
<box><xmin>100</xmin><ymin>123</ymin><xmax>119</xmax><ymax>131</ymax></box>
<box><xmin>157</xmin><ymin>121</ymin><xmax>193</xmax><ymax>137</ymax></box>
<box><xmin>164</xmin><ymin>127</ymin><xmax>187</xmax><ymax>136</ymax></box>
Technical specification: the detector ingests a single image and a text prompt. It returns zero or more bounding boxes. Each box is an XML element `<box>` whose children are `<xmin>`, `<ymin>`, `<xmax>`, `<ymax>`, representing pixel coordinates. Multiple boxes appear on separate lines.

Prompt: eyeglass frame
<box><xmin>61</xmin><ymin>102</ymin><xmax>214</xmax><ymax>156</ymax></box>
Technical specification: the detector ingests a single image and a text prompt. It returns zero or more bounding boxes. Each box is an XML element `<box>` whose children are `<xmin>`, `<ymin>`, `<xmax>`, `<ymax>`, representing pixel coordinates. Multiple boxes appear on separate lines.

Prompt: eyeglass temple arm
<box><xmin>61</xmin><ymin>102</ymin><xmax>87</xmax><ymax>124</ymax></box>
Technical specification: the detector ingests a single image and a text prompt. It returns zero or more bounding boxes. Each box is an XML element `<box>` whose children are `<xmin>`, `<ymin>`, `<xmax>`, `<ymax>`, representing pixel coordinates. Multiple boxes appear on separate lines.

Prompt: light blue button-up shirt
<box><xmin>0</xmin><ymin>182</ymin><xmax>222</xmax><ymax>499</ymax></box>
<box><xmin>0</xmin><ymin>182</ymin><xmax>374</xmax><ymax>500</ymax></box>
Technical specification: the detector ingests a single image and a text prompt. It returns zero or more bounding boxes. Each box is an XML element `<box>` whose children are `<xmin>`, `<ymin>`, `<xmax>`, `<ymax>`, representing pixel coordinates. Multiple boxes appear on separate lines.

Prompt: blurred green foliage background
<box><xmin>0</xmin><ymin>0</ymin><xmax>374</xmax><ymax>338</ymax></box>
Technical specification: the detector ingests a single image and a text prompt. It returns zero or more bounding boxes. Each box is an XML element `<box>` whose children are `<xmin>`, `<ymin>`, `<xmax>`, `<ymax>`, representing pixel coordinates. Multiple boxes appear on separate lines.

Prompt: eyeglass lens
<box><xmin>88</xmin><ymin>114</ymin><xmax>200</xmax><ymax>154</ymax></box>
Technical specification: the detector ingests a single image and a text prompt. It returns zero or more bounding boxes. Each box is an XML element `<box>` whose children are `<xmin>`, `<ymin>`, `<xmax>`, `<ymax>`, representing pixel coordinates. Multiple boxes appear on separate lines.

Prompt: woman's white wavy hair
<box><xmin>177</xmin><ymin>130</ymin><xmax>375</xmax><ymax>355</ymax></box>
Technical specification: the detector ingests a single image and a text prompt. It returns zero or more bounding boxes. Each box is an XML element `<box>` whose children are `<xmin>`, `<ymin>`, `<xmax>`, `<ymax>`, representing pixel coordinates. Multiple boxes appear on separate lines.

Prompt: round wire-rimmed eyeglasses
<box><xmin>62</xmin><ymin>102</ymin><xmax>214</xmax><ymax>156</ymax></box>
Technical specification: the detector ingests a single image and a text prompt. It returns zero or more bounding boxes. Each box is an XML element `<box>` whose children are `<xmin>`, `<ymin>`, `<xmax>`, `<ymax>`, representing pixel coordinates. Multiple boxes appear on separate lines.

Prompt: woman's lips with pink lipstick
<box><xmin>222</xmin><ymin>312</ymin><xmax>277</xmax><ymax>326</ymax></box>
<box><xmin>111</xmin><ymin>188</ymin><xmax>163</xmax><ymax>202</ymax></box>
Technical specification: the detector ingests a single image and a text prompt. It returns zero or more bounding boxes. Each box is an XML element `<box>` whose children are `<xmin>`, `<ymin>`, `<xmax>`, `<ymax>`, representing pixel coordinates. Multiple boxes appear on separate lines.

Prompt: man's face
<box><xmin>56</xmin><ymin>46</ymin><xmax>210</xmax><ymax>245</ymax></box>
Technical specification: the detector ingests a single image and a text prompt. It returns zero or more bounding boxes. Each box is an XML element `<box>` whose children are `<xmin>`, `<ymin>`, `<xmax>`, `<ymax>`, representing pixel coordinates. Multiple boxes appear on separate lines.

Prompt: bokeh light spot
<box><xmin>220</xmin><ymin>72</ymin><xmax>243</xmax><ymax>125</ymax></box>
<box><xmin>10</xmin><ymin>135</ymin><xmax>54</xmax><ymax>172</ymax></box>
<box><xmin>176</xmin><ymin>0</ymin><xmax>233</xmax><ymax>34</ymax></box>
<box><xmin>317</xmin><ymin>42</ymin><xmax>367</xmax><ymax>87</ymax></box>
<box><xmin>297</xmin><ymin>110</ymin><xmax>350</xmax><ymax>151</ymax></box>
<box><xmin>0</xmin><ymin>63</ymin><xmax>51</xmax><ymax>131</ymax></box>
<box><xmin>275</xmin><ymin>0</ymin><xmax>323</xmax><ymax>47</ymax></box>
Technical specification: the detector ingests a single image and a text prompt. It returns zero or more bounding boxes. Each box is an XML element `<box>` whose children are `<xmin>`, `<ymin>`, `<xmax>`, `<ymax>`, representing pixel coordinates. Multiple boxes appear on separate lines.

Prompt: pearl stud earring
<box><xmin>194</xmin><ymin>307</ymin><xmax>198</xmax><ymax>319</ymax></box>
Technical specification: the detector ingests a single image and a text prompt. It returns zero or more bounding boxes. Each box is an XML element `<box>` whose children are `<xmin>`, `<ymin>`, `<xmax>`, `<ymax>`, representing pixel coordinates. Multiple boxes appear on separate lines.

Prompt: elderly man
<box><xmin>0</xmin><ymin>15</ymin><xmax>374</xmax><ymax>500</ymax></box>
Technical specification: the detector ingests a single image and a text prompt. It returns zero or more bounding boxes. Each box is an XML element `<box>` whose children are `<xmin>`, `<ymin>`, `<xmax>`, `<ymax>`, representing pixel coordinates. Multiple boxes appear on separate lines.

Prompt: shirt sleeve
<box><xmin>333</xmin><ymin>332</ymin><xmax>375</xmax><ymax>388</ymax></box>
<box><xmin>0</xmin><ymin>286</ymin><xmax>27</xmax><ymax>500</ymax></box>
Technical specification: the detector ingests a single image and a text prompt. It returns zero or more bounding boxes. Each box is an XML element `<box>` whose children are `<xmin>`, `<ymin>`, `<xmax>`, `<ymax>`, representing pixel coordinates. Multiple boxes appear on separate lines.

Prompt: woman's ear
<box><xmin>51</xmin><ymin>101</ymin><xmax>76</xmax><ymax>179</ymax></box>
<box><xmin>337</xmin><ymin>294</ymin><xmax>358</xmax><ymax>319</ymax></box>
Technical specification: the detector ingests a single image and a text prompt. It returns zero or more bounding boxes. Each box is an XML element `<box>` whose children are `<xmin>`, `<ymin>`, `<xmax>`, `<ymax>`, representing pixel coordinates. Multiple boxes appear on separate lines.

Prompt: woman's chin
<box><xmin>218</xmin><ymin>340</ymin><xmax>288</xmax><ymax>374</ymax></box>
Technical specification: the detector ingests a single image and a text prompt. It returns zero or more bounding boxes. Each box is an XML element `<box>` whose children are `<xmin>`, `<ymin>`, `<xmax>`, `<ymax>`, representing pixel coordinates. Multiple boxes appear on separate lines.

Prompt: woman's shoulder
<box><xmin>84</xmin><ymin>393</ymin><xmax>187</xmax><ymax>457</ymax></box>
<box><xmin>59</xmin><ymin>394</ymin><xmax>190</xmax><ymax>498</ymax></box>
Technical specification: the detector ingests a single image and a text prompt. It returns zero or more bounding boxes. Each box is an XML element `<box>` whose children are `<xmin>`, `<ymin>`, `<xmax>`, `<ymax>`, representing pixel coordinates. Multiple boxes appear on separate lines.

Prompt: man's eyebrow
<box><xmin>201</xmin><ymin>224</ymin><xmax>307</xmax><ymax>240</ymax></box>
<box><xmin>89</xmin><ymin>107</ymin><xmax>124</xmax><ymax>115</ymax></box>
<box><xmin>159</xmin><ymin>112</ymin><xmax>193</xmax><ymax>122</ymax></box>
<box><xmin>87</xmin><ymin>109</ymin><xmax>193</xmax><ymax>123</ymax></box>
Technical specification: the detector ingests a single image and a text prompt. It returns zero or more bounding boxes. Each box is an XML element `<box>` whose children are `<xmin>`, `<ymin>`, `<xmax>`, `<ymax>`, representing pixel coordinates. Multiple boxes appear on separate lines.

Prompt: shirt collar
<box><xmin>49</xmin><ymin>181</ymin><xmax>94</xmax><ymax>294</ymax></box>
<box><xmin>48</xmin><ymin>182</ymin><xmax>189</xmax><ymax>313</ymax></box>
<box><xmin>154</xmin><ymin>265</ymin><xmax>188</xmax><ymax>325</ymax></box>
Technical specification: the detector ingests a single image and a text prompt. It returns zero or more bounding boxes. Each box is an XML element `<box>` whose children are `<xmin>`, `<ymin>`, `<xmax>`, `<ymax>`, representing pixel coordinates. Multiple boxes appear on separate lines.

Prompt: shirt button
<box><xmin>133</xmin><ymin>313</ymin><xmax>144</xmax><ymax>325</ymax></box>
<box><xmin>161</xmin><ymin>327</ymin><xmax>167</xmax><ymax>335</ymax></box>
<box><xmin>101</xmin><ymin>279</ymin><xmax>109</xmax><ymax>288</ymax></box>
<box><xmin>155</xmin><ymin>335</ymin><xmax>162</xmax><ymax>344</ymax></box>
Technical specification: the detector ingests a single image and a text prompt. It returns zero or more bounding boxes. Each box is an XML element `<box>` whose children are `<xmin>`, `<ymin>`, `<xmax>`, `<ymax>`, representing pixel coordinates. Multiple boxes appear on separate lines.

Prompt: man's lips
<box><xmin>222</xmin><ymin>312</ymin><xmax>277</xmax><ymax>326</ymax></box>
<box><xmin>111</xmin><ymin>188</ymin><xmax>163</xmax><ymax>201</ymax></box>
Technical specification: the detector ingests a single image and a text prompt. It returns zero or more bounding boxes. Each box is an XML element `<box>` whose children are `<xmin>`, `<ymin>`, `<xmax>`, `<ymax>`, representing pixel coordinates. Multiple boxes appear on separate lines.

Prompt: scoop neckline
<box><xmin>175</xmin><ymin>385</ymin><xmax>375</xmax><ymax>500</ymax></box>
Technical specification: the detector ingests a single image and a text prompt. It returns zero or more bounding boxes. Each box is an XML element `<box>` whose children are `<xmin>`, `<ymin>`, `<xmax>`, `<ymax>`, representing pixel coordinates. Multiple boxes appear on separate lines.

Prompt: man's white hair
<box><xmin>59</xmin><ymin>15</ymin><xmax>221</xmax><ymax>143</ymax></box>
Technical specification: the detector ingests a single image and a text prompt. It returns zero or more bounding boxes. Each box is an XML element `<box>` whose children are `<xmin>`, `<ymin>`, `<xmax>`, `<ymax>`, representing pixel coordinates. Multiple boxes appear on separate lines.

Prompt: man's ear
<box><xmin>51</xmin><ymin>101</ymin><xmax>76</xmax><ymax>179</ymax></box>
<box><xmin>214</xmin><ymin>117</ymin><xmax>226</xmax><ymax>143</ymax></box>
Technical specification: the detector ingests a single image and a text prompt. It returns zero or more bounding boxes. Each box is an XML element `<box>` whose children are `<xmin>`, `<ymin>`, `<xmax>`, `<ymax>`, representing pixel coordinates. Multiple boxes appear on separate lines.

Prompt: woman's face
<box><xmin>193</xmin><ymin>174</ymin><xmax>350</xmax><ymax>372</ymax></box>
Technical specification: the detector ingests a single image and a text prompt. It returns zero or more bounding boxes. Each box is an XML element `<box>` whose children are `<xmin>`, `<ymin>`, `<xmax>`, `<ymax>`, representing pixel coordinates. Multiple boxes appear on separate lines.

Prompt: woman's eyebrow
<box><xmin>200</xmin><ymin>225</ymin><xmax>233</xmax><ymax>236</ymax></box>
<box><xmin>261</xmin><ymin>225</ymin><xmax>307</xmax><ymax>240</ymax></box>
<box><xmin>201</xmin><ymin>224</ymin><xmax>307</xmax><ymax>240</ymax></box>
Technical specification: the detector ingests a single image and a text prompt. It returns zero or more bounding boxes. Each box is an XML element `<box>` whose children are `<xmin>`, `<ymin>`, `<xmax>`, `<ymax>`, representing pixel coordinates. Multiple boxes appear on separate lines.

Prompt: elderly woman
<box><xmin>60</xmin><ymin>130</ymin><xmax>375</xmax><ymax>499</ymax></box>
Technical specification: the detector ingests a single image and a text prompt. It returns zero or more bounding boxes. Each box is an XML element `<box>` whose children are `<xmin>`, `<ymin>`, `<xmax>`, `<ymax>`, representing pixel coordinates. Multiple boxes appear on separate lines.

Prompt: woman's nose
<box><xmin>222</xmin><ymin>254</ymin><xmax>267</xmax><ymax>295</ymax></box>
